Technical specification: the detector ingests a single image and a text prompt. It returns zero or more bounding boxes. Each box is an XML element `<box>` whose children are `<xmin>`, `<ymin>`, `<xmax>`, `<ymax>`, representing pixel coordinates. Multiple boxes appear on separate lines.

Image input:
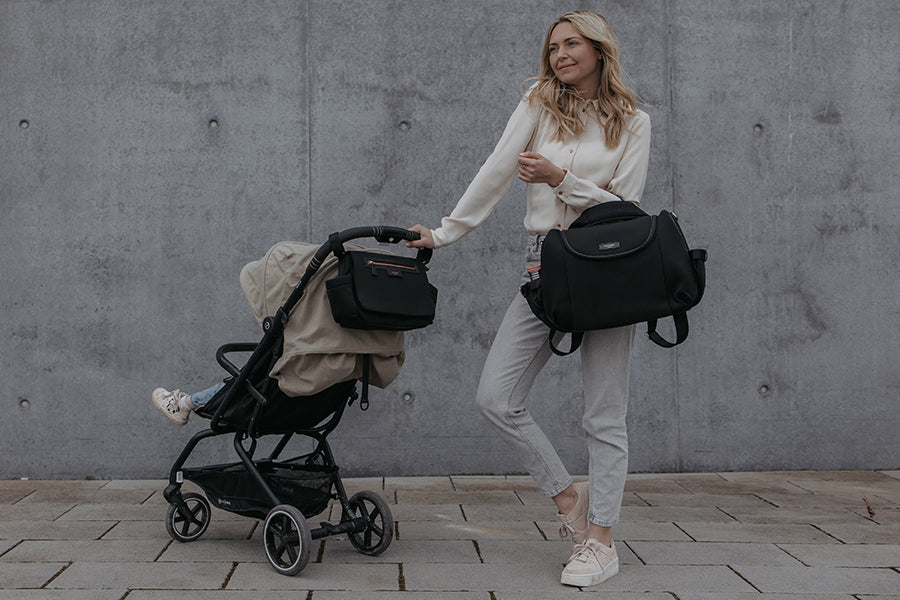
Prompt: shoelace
<box><xmin>570</xmin><ymin>541</ymin><xmax>600</xmax><ymax>566</ymax></box>
<box><xmin>164</xmin><ymin>390</ymin><xmax>184</xmax><ymax>413</ymax></box>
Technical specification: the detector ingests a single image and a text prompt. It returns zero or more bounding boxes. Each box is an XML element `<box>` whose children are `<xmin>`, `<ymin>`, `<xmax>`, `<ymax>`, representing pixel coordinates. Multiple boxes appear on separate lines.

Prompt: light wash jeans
<box><xmin>189</xmin><ymin>383</ymin><xmax>225</xmax><ymax>408</ymax></box>
<box><xmin>475</xmin><ymin>237</ymin><xmax>634</xmax><ymax>527</ymax></box>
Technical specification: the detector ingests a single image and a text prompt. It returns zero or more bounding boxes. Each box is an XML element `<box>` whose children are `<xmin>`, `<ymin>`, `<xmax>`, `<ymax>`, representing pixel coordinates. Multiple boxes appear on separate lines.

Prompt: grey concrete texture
<box><xmin>1</xmin><ymin>1</ymin><xmax>898</xmax><ymax>478</ymax></box>
<box><xmin>0</xmin><ymin>471</ymin><xmax>899</xmax><ymax>596</ymax></box>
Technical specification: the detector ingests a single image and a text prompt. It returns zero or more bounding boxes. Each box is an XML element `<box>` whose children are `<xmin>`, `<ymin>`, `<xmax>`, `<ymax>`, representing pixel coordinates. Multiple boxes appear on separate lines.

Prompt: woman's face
<box><xmin>548</xmin><ymin>22</ymin><xmax>603</xmax><ymax>98</ymax></box>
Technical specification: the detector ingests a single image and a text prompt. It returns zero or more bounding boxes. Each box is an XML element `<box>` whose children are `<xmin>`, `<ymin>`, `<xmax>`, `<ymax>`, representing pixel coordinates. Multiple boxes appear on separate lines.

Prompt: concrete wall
<box><xmin>2</xmin><ymin>0</ymin><xmax>897</xmax><ymax>479</ymax></box>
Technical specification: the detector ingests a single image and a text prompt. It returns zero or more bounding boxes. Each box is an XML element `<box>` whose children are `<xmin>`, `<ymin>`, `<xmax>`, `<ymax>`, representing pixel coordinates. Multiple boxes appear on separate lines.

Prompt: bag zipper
<box><xmin>366</xmin><ymin>259</ymin><xmax>417</xmax><ymax>271</ymax></box>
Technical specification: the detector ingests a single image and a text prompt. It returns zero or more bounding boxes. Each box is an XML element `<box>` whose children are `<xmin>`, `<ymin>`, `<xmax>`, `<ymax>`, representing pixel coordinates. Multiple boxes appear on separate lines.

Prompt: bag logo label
<box><xmin>599</xmin><ymin>241</ymin><xmax>620</xmax><ymax>250</ymax></box>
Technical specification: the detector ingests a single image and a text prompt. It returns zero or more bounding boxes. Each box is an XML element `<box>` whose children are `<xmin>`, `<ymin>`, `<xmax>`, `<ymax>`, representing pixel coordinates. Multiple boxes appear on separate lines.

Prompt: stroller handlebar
<box><xmin>329</xmin><ymin>226</ymin><xmax>433</xmax><ymax>265</ymax></box>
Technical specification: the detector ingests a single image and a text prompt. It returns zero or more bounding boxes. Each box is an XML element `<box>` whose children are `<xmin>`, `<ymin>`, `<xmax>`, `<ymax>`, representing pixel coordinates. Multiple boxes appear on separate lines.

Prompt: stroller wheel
<box><xmin>165</xmin><ymin>492</ymin><xmax>211</xmax><ymax>543</ymax></box>
<box><xmin>347</xmin><ymin>490</ymin><xmax>393</xmax><ymax>556</ymax></box>
<box><xmin>263</xmin><ymin>504</ymin><xmax>312</xmax><ymax>576</ymax></box>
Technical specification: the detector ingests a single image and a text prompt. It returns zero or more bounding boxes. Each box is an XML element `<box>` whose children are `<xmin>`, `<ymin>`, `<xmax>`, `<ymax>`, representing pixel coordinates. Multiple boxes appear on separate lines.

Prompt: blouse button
<box><xmin>569</xmin><ymin>149</ymin><xmax>574</xmax><ymax>153</ymax></box>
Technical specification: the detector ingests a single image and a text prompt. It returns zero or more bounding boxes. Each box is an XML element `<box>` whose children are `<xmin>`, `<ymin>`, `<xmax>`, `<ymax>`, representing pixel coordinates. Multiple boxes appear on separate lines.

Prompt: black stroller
<box><xmin>162</xmin><ymin>226</ymin><xmax>432</xmax><ymax>576</ymax></box>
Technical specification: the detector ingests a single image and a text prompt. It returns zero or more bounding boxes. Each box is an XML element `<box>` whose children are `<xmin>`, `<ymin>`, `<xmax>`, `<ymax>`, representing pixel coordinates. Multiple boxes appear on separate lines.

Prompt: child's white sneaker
<box><xmin>152</xmin><ymin>388</ymin><xmax>190</xmax><ymax>425</ymax></box>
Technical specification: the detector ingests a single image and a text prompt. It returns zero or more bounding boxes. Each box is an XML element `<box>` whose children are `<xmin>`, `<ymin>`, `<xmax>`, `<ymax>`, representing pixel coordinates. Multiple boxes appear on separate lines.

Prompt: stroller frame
<box><xmin>161</xmin><ymin>226</ymin><xmax>430</xmax><ymax>576</ymax></box>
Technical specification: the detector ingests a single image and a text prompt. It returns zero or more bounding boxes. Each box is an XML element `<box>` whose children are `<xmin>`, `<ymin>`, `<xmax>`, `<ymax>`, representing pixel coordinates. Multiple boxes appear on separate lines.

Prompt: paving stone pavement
<box><xmin>0</xmin><ymin>470</ymin><xmax>898</xmax><ymax>598</ymax></box>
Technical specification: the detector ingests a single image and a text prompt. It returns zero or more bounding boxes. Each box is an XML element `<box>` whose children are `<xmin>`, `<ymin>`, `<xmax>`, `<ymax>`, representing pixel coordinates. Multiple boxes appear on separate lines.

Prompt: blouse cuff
<box><xmin>550</xmin><ymin>170</ymin><xmax>576</xmax><ymax>198</ymax></box>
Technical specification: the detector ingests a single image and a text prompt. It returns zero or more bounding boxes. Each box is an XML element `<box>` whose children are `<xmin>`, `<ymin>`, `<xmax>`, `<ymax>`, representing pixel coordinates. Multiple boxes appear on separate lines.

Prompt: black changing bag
<box><xmin>521</xmin><ymin>201</ymin><xmax>707</xmax><ymax>354</ymax></box>
<box><xmin>326</xmin><ymin>240</ymin><xmax>437</xmax><ymax>331</ymax></box>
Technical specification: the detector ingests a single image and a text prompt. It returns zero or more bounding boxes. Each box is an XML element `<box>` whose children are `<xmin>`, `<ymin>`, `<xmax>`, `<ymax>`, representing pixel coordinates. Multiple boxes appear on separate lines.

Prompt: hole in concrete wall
<box><xmin>758</xmin><ymin>384</ymin><xmax>770</xmax><ymax>396</ymax></box>
<box><xmin>753</xmin><ymin>123</ymin><xmax>764</xmax><ymax>135</ymax></box>
<box><xmin>19</xmin><ymin>119</ymin><xmax>30</xmax><ymax>129</ymax></box>
<box><xmin>19</xmin><ymin>398</ymin><xmax>30</xmax><ymax>410</ymax></box>
<box><xmin>208</xmin><ymin>118</ymin><xmax>219</xmax><ymax>129</ymax></box>
<box><xmin>402</xmin><ymin>392</ymin><xmax>414</xmax><ymax>403</ymax></box>
<box><xmin>398</xmin><ymin>120</ymin><xmax>411</xmax><ymax>132</ymax></box>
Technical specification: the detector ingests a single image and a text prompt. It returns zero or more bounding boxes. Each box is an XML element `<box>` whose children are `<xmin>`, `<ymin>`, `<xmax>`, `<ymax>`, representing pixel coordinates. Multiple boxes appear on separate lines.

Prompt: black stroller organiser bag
<box><xmin>521</xmin><ymin>201</ymin><xmax>707</xmax><ymax>354</ymax></box>
<box><xmin>161</xmin><ymin>226</ymin><xmax>434</xmax><ymax>577</ymax></box>
<box><xmin>326</xmin><ymin>232</ymin><xmax>437</xmax><ymax>331</ymax></box>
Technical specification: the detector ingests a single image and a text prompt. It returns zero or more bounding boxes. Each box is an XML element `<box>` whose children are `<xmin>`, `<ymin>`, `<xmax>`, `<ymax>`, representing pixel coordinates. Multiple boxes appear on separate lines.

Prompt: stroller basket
<box><xmin>185</xmin><ymin>461</ymin><xmax>338</xmax><ymax>520</ymax></box>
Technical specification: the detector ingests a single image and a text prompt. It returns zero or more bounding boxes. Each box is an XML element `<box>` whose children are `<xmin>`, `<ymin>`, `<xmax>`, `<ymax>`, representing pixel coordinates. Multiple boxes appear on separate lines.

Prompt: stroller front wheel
<box><xmin>165</xmin><ymin>492</ymin><xmax>211</xmax><ymax>543</ymax></box>
<box><xmin>347</xmin><ymin>490</ymin><xmax>393</xmax><ymax>556</ymax></box>
<box><xmin>263</xmin><ymin>504</ymin><xmax>312</xmax><ymax>576</ymax></box>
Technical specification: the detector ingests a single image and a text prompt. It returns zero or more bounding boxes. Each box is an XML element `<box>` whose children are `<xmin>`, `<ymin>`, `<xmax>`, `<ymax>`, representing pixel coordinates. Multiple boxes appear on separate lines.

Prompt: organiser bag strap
<box><xmin>548</xmin><ymin>330</ymin><xmax>584</xmax><ymax>357</ymax></box>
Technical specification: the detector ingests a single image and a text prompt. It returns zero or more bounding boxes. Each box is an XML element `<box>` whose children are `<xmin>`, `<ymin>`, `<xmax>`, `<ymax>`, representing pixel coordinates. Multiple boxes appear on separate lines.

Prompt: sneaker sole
<box><xmin>560</xmin><ymin>558</ymin><xmax>619</xmax><ymax>587</ymax></box>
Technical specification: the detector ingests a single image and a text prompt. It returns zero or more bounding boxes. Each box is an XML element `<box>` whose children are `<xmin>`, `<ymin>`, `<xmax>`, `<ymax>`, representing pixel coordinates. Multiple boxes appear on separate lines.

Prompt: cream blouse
<box><xmin>430</xmin><ymin>94</ymin><xmax>651</xmax><ymax>249</ymax></box>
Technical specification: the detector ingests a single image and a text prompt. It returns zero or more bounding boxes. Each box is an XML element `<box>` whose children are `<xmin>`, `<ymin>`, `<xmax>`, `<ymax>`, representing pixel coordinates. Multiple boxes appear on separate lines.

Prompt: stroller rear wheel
<box><xmin>263</xmin><ymin>504</ymin><xmax>312</xmax><ymax>576</ymax></box>
<box><xmin>347</xmin><ymin>490</ymin><xmax>393</xmax><ymax>556</ymax></box>
<box><xmin>165</xmin><ymin>492</ymin><xmax>211</xmax><ymax>542</ymax></box>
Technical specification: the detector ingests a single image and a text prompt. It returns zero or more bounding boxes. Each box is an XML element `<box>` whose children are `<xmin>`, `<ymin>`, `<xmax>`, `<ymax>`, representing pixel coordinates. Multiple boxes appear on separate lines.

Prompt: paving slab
<box><xmin>677</xmin><ymin>594</ymin><xmax>854</xmax><ymax>600</ymax></box>
<box><xmin>16</xmin><ymin>488</ymin><xmax>154</xmax><ymax>504</ymax></box>
<box><xmin>627</xmin><ymin>541</ymin><xmax>803</xmax><ymax>566</ymax></box>
<box><xmin>157</xmin><ymin>538</ymin><xmax>266</xmax><ymax>563</ymax></box>
<box><xmin>814</xmin><ymin>521</ymin><xmax>900</xmax><ymax>544</ymax></box>
<box><xmin>0</xmin><ymin>591</ymin><xmax>126</xmax><ymax>600</ymax></box>
<box><xmin>634</xmin><ymin>493</ymin><xmax>775</xmax><ymax>508</ymax></box>
<box><xmin>322</xmin><ymin>538</ymin><xmax>480</xmax><ymax>564</ymax></box>
<box><xmin>0</xmin><ymin>504</ymin><xmax>73</xmax><ymax>521</ymax></box>
<box><xmin>0</xmin><ymin>539</ymin><xmax>168</xmax><ymax>562</ymax></box>
<box><xmin>0</xmin><ymin>562</ymin><xmax>67</xmax><ymax>589</ymax></box>
<box><xmin>101</xmin><ymin>519</ymin><xmax>257</xmax><ymax>541</ymax></box>
<box><xmin>756</xmin><ymin>491</ymin><xmax>897</xmax><ymax>510</ymax></box>
<box><xmin>400</xmin><ymin>519</ymin><xmax>544</xmax><ymax>541</ymax></box>
<box><xmin>314</xmin><ymin>593</ymin><xmax>488</xmax><ymax>600</ymax></box>
<box><xmin>621</xmin><ymin>505</ymin><xmax>737</xmax><ymax>523</ymax></box>
<box><xmin>127</xmin><ymin>592</ymin><xmax>323</xmax><ymax>600</ymax></box>
<box><xmin>0</xmin><ymin>520</ymin><xmax>114</xmax><ymax>540</ymax></box>
<box><xmin>686</xmin><ymin>474</ymin><xmax>816</xmax><ymax>496</ymax></box>
<box><xmin>852</xmin><ymin>506</ymin><xmax>900</xmax><ymax>524</ymax></box>
<box><xmin>719</xmin><ymin>505</ymin><xmax>872</xmax><ymax>524</ymax></box>
<box><xmin>496</xmin><ymin>593</ymin><xmax>676</xmax><ymax>600</ymax></box>
<box><xmin>47</xmin><ymin>561</ymin><xmax>232</xmax><ymax>590</ymax></box>
<box><xmin>384</xmin><ymin>477</ymin><xmax>454</xmax><ymax>494</ymax></box>
<box><xmin>390</xmin><ymin>502</ymin><xmax>467</xmax><ymax>522</ymax></box>
<box><xmin>733</xmin><ymin>565</ymin><xmax>900</xmax><ymax>595</ymax></box>
<box><xmin>514</xmin><ymin>489</ymin><xmax>651</xmax><ymax>507</ymax></box>
<box><xmin>396</xmin><ymin>490</ymin><xmax>522</xmax><ymax>505</ymax></box>
<box><xmin>675</xmin><ymin>522</ymin><xmax>840</xmax><ymax>543</ymax></box>
<box><xmin>226</xmin><ymin>561</ymin><xmax>400</xmax><ymax>591</ymax></box>
<box><xmin>450</xmin><ymin>475</ymin><xmax>542</xmax><ymax>491</ymax></box>
<box><xmin>460</xmin><ymin>502</ymin><xmax>557</xmax><ymax>522</ymax></box>
<box><xmin>0</xmin><ymin>540</ymin><xmax>17</xmax><ymax>555</ymax></box>
<box><xmin>779</xmin><ymin>542</ymin><xmax>900</xmax><ymax>567</ymax></box>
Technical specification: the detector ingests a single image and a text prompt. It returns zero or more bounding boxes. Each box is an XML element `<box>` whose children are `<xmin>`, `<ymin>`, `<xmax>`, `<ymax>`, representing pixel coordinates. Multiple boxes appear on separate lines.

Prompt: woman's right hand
<box><xmin>407</xmin><ymin>224</ymin><xmax>435</xmax><ymax>249</ymax></box>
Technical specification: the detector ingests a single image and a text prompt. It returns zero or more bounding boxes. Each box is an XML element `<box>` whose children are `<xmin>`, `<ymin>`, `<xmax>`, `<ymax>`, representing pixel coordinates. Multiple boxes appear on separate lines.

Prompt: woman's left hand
<box><xmin>517</xmin><ymin>152</ymin><xmax>566</xmax><ymax>187</ymax></box>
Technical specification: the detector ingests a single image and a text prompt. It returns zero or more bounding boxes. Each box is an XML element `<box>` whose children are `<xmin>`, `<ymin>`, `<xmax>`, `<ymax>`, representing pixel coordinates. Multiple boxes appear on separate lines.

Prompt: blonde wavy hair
<box><xmin>526</xmin><ymin>11</ymin><xmax>640</xmax><ymax>148</ymax></box>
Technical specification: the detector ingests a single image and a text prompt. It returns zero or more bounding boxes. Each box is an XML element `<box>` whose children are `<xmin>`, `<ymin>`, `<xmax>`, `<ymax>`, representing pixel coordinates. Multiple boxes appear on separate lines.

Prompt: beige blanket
<box><xmin>240</xmin><ymin>241</ymin><xmax>405</xmax><ymax>397</ymax></box>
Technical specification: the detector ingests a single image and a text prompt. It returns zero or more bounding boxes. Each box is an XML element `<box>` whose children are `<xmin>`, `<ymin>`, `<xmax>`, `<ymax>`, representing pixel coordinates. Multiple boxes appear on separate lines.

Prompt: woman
<box><xmin>409</xmin><ymin>11</ymin><xmax>650</xmax><ymax>587</ymax></box>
